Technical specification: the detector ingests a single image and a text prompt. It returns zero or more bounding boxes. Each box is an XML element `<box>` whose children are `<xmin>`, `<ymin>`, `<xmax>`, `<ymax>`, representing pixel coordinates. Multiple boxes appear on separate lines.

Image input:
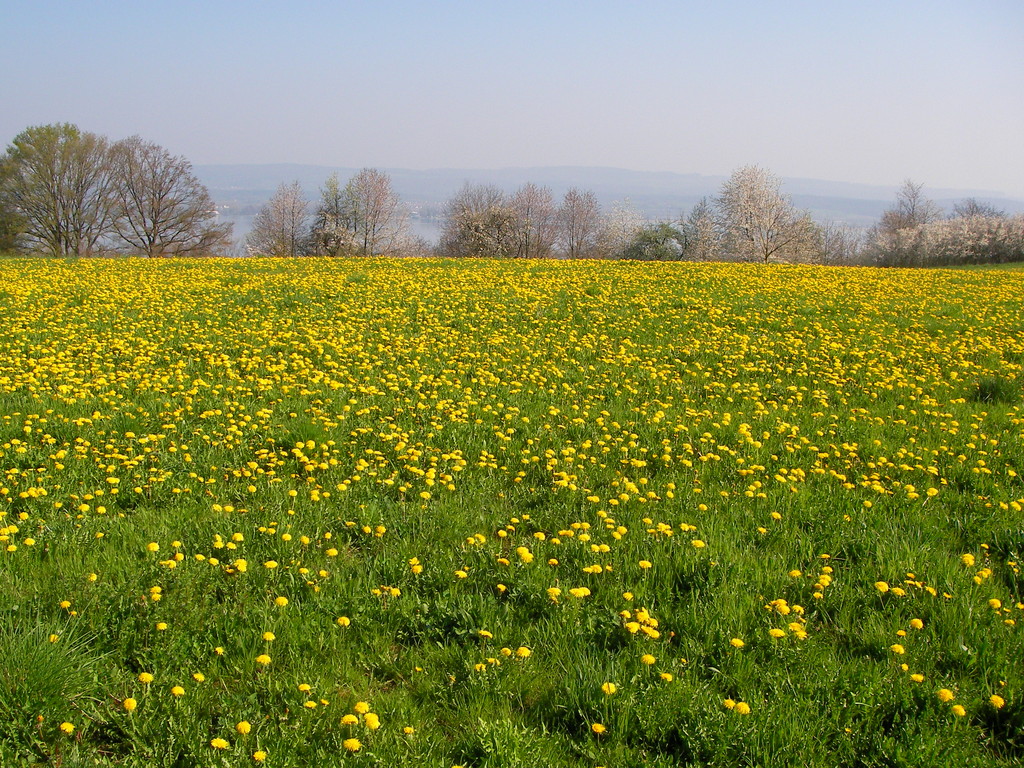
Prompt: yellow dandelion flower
<box><xmin>730</xmin><ymin>638</ymin><xmax>745</xmax><ymax>648</ymax></box>
<box><xmin>601</xmin><ymin>682</ymin><xmax>617</xmax><ymax>695</ymax></box>
<box><xmin>59</xmin><ymin>722</ymin><xmax>75</xmax><ymax>735</ymax></box>
<box><xmin>591</xmin><ymin>722</ymin><xmax>607</xmax><ymax>734</ymax></box>
<box><xmin>123</xmin><ymin>698</ymin><xmax>137</xmax><ymax>712</ymax></box>
<box><xmin>735</xmin><ymin>702</ymin><xmax>751</xmax><ymax>715</ymax></box>
<box><xmin>641</xmin><ymin>654</ymin><xmax>657</xmax><ymax>665</ymax></box>
<box><xmin>951</xmin><ymin>704</ymin><xmax>966</xmax><ymax>717</ymax></box>
<box><xmin>937</xmin><ymin>688</ymin><xmax>955</xmax><ymax>702</ymax></box>
<box><xmin>211</xmin><ymin>737</ymin><xmax>229</xmax><ymax>749</ymax></box>
<box><xmin>990</xmin><ymin>695</ymin><xmax>1006</xmax><ymax>709</ymax></box>
<box><xmin>343</xmin><ymin>737</ymin><xmax>362</xmax><ymax>752</ymax></box>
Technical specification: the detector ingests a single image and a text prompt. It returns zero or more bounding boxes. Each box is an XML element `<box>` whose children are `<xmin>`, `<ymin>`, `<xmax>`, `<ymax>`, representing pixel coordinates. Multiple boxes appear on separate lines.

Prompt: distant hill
<box><xmin>196</xmin><ymin>163</ymin><xmax>1024</xmax><ymax>230</ymax></box>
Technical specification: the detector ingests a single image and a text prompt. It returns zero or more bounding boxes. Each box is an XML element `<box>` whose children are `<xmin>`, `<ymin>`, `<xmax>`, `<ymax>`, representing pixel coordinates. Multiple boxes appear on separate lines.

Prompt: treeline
<box><xmin>4</xmin><ymin>123</ymin><xmax>1022</xmax><ymax>266</ymax></box>
<box><xmin>259</xmin><ymin>165</ymin><xmax>1023</xmax><ymax>266</ymax></box>
<box><xmin>254</xmin><ymin>166</ymin><xmax>828</xmax><ymax>261</ymax></box>
<box><xmin>244</xmin><ymin>171</ymin><xmax>423</xmax><ymax>258</ymax></box>
<box><xmin>0</xmin><ymin>124</ymin><xmax>231</xmax><ymax>257</ymax></box>
<box><xmin>862</xmin><ymin>182</ymin><xmax>1024</xmax><ymax>267</ymax></box>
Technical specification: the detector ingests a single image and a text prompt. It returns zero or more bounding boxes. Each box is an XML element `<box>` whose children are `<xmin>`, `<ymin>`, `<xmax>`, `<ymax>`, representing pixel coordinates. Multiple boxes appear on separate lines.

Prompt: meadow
<box><xmin>0</xmin><ymin>257</ymin><xmax>1022</xmax><ymax>767</ymax></box>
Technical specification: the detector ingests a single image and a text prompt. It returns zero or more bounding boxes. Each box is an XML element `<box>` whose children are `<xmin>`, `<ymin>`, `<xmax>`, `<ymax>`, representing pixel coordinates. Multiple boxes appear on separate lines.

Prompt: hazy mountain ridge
<box><xmin>196</xmin><ymin>164</ymin><xmax>1024</xmax><ymax>228</ymax></box>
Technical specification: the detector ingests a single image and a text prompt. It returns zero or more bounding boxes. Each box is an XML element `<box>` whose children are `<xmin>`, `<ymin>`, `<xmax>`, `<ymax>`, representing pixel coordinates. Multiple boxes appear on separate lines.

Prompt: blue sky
<box><xmin>4</xmin><ymin>0</ymin><xmax>1023</xmax><ymax>196</ymax></box>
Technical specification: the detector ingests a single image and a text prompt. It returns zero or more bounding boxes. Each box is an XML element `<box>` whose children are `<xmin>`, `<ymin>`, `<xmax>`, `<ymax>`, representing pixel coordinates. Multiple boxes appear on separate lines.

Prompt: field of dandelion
<box><xmin>0</xmin><ymin>256</ymin><xmax>1022</xmax><ymax>767</ymax></box>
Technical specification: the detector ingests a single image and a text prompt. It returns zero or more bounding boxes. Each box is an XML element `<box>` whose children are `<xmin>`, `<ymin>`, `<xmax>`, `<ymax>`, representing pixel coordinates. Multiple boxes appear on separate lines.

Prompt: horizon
<box><xmin>193</xmin><ymin>160</ymin><xmax>1022</xmax><ymax>202</ymax></box>
<box><xmin>3</xmin><ymin>2</ymin><xmax>1022</xmax><ymax>198</ymax></box>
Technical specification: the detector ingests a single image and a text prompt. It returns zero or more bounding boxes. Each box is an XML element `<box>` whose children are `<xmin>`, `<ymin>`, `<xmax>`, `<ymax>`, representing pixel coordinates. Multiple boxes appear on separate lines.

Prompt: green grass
<box><xmin>0</xmin><ymin>257</ymin><xmax>1022</xmax><ymax>766</ymax></box>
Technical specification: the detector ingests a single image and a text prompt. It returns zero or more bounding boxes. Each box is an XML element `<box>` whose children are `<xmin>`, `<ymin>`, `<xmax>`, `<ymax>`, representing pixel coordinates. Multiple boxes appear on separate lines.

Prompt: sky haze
<box><xmin>4</xmin><ymin>0</ymin><xmax>1023</xmax><ymax>197</ymax></box>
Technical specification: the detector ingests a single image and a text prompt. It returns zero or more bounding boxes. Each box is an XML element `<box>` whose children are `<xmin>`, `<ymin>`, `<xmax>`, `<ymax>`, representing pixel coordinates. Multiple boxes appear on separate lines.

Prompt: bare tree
<box><xmin>438</xmin><ymin>183</ymin><xmax>518</xmax><ymax>258</ymax></box>
<box><xmin>344</xmin><ymin>168</ymin><xmax>407</xmax><ymax>256</ymax></box>
<box><xmin>110</xmin><ymin>136</ymin><xmax>231</xmax><ymax>257</ymax></box>
<box><xmin>1</xmin><ymin>123</ymin><xmax>118</xmax><ymax>256</ymax></box>
<box><xmin>814</xmin><ymin>220</ymin><xmax>864</xmax><ymax>265</ymax></box>
<box><xmin>559</xmin><ymin>187</ymin><xmax>602</xmax><ymax>259</ymax></box>
<box><xmin>678</xmin><ymin>197</ymin><xmax>721</xmax><ymax>261</ymax></box>
<box><xmin>715</xmin><ymin>165</ymin><xmax>815</xmax><ymax>263</ymax></box>
<box><xmin>245</xmin><ymin>181</ymin><xmax>309</xmax><ymax>257</ymax></box>
<box><xmin>877</xmin><ymin>179</ymin><xmax>943</xmax><ymax>233</ymax></box>
<box><xmin>509</xmin><ymin>182</ymin><xmax>557</xmax><ymax>259</ymax></box>
<box><xmin>309</xmin><ymin>169</ymin><xmax>407</xmax><ymax>256</ymax></box>
<box><xmin>951</xmin><ymin>197</ymin><xmax>1005</xmax><ymax>219</ymax></box>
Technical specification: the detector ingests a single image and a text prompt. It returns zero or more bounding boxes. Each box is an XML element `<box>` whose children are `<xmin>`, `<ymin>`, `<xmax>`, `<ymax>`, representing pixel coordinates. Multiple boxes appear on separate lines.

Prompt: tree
<box><xmin>866</xmin><ymin>180</ymin><xmax>944</xmax><ymax>266</ymax></box>
<box><xmin>310</xmin><ymin>173</ymin><xmax>356</xmax><ymax>256</ymax></box>
<box><xmin>309</xmin><ymin>169</ymin><xmax>407</xmax><ymax>256</ymax></box>
<box><xmin>678</xmin><ymin>197</ymin><xmax>721</xmax><ymax>261</ymax></box>
<box><xmin>951</xmin><ymin>197</ymin><xmax>1005</xmax><ymax>219</ymax></box>
<box><xmin>619</xmin><ymin>221</ymin><xmax>686</xmax><ymax>261</ymax></box>
<box><xmin>813</xmin><ymin>220</ymin><xmax>863</xmax><ymax>265</ymax></box>
<box><xmin>559</xmin><ymin>187</ymin><xmax>602</xmax><ymax>259</ymax></box>
<box><xmin>1</xmin><ymin>123</ymin><xmax>118</xmax><ymax>256</ymax></box>
<box><xmin>438</xmin><ymin>183</ymin><xmax>518</xmax><ymax>258</ymax></box>
<box><xmin>245</xmin><ymin>181</ymin><xmax>309</xmax><ymax>257</ymax></box>
<box><xmin>0</xmin><ymin>157</ymin><xmax>23</xmax><ymax>251</ymax></box>
<box><xmin>715</xmin><ymin>165</ymin><xmax>815</xmax><ymax>263</ymax></box>
<box><xmin>110</xmin><ymin>136</ymin><xmax>231</xmax><ymax>257</ymax></box>
<box><xmin>343</xmin><ymin>168</ymin><xmax>407</xmax><ymax>256</ymax></box>
<box><xmin>509</xmin><ymin>183</ymin><xmax>557</xmax><ymax>259</ymax></box>
<box><xmin>599</xmin><ymin>200</ymin><xmax>645</xmax><ymax>259</ymax></box>
<box><xmin>869</xmin><ymin>213</ymin><xmax>1024</xmax><ymax>267</ymax></box>
<box><xmin>877</xmin><ymin>180</ymin><xmax>943</xmax><ymax>233</ymax></box>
